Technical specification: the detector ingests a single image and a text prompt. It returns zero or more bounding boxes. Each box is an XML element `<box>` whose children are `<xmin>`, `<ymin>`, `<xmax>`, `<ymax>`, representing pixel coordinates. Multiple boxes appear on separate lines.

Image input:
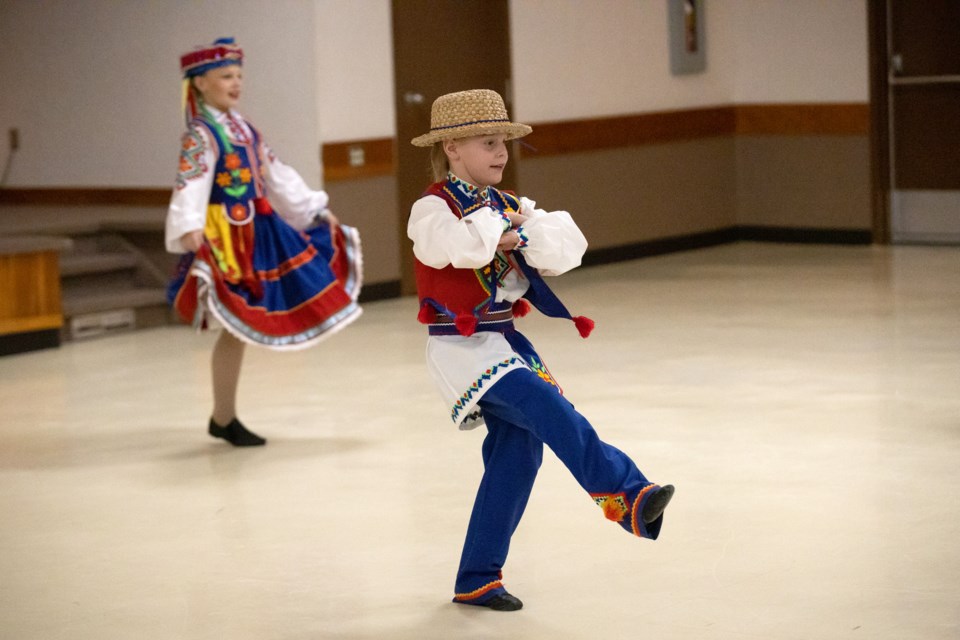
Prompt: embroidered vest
<box><xmin>192</xmin><ymin>115</ymin><xmax>268</xmax><ymax>225</ymax></box>
<box><xmin>193</xmin><ymin>115</ymin><xmax>271</xmax><ymax>298</ymax></box>
<box><xmin>413</xmin><ymin>180</ymin><xmax>594</xmax><ymax>338</ymax></box>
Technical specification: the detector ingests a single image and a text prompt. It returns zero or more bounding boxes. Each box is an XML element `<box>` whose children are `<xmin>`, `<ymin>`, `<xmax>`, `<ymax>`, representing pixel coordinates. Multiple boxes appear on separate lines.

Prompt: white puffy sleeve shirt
<box><xmin>165</xmin><ymin>107</ymin><xmax>330</xmax><ymax>253</ymax></box>
<box><xmin>407</xmin><ymin>193</ymin><xmax>588</xmax><ymax>428</ymax></box>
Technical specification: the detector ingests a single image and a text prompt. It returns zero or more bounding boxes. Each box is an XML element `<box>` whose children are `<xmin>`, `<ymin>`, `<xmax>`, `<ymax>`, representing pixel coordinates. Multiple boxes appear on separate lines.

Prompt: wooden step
<box><xmin>60</xmin><ymin>252</ymin><xmax>139</xmax><ymax>277</ymax></box>
<box><xmin>62</xmin><ymin>287</ymin><xmax>168</xmax><ymax>317</ymax></box>
<box><xmin>62</xmin><ymin>287</ymin><xmax>173</xmax><ymax>340</ymax></box>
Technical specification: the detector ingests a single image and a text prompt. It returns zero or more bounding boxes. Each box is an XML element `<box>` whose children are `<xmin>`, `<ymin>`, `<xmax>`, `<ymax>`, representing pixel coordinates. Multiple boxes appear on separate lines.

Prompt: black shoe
<box><xmin>455</xmin><ymin>592</ymin><xmax>524</xmax><ymax>612</ymax></box>
<box><xmin>642</xmin><ymin>484</ymin><xmax>675</xmax><ymax>523</ymax></box>
<box><xmin>480</xmin><ymin>593</ymin><xmax>523</xmax><ymax>611</ymax></box>
<box><xmin>208</xmin><ymin>418</ymin><xmax>266</xmax><ymax>447</ymax></box>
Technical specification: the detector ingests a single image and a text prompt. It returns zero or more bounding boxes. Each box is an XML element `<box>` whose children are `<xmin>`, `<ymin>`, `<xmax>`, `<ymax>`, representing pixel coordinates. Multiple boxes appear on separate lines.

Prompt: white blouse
<box><xmin>165</xmin><ymin>106</ymin><xmax>329</xmax><ymax>253</ymax></box>
<box><xmin>407</xmin><ymin>191</ymin><xmax>588</xmax><ymax>429</ymax></box>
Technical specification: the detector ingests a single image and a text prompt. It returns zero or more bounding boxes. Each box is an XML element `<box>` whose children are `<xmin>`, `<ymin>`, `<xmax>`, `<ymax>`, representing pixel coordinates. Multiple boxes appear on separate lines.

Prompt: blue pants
<box><xmin>453</xmin><ymin>345</ymin><xmax>666</xmax><ymax>604</ymax></box>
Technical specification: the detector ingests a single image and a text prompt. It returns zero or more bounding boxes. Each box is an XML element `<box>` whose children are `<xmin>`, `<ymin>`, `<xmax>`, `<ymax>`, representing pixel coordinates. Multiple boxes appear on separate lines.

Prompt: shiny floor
<box><xmin>1</xmin><ymin>243</ymin><xmax>958</xmax><ymax>640</ymax></box>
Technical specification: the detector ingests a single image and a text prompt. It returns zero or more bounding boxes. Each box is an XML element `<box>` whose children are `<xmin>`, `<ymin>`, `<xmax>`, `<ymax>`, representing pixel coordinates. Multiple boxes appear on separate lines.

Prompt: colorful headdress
<box><xmin>180</xmin><ymin>37</ymin><xmax>243</xmax><ymax>126</ymax></box>
<box><xmin>411</xmin><ymin>89</ymin><xmax>532</xmax><ymax>147</ymax></box>
<box><xmin>180</xmin><ymin>37</ymin><xmax>243</xmax><ymax>78</ymax></box>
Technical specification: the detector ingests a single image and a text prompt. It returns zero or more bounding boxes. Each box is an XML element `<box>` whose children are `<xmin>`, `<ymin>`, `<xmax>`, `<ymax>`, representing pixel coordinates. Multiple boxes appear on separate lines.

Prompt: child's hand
<box><xmin>504</xmin><ymin>212</ymin><xmax>528</xmax><ymax>228</ymax></box>
<box><xmin>181</xmin><ymin>230</ymin><xmax>204</xmax><ymax>253</ymax></box>
<box><xmin>498</xmin><ymin>231</ymin><xmax>520</xmax><ymax>251</ymax></box>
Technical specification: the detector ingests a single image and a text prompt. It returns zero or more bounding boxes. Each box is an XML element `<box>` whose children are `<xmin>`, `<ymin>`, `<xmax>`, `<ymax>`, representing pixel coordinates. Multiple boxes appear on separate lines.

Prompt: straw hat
<box><xmin>411</xmin><ymin>89</ymin><xmax>532</xmax><ymax>147</ymax></box>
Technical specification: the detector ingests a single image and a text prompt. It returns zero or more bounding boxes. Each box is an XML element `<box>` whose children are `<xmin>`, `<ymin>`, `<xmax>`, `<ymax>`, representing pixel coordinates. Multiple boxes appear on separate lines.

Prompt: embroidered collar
<box><xmin>448</xmin><ymin>172</ymin><xmax>491</xmax><ymax>203</ymax></box>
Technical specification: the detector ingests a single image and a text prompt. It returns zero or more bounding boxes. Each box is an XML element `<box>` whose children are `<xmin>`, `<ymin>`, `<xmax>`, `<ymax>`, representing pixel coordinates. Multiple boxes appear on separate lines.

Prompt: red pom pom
<box><xmin>454</xmin><ymin>313</ymin><xmax>478</xmax><ymax>336</ymax></box>
<box><xmin>417</xmin><ymin>305</ymin><xmax>437</xmax><ymax>324</ymax></box>
<box><xmin>512</xmin><ymin>299</ymin><xmax>532</xmax><ymax>318</ymax></box>
<box><xmin>573</xmin><ymin>315</ymin><xmax>594</xmax><ymax>338</ymax></box>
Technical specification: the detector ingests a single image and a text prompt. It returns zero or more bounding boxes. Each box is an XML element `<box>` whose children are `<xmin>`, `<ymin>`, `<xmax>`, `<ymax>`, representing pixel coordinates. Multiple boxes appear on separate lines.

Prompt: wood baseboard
<box><xmin>737</xmin><ymin>225</ymin><xmax>873</xmax><ymax>244</ymax></box>
<box><xmin>580</xmin><ymin>227</ymin><xmax>739</xmax><ymax>266</ymax></box>
<box><xmin>0</xmin><ymin>328</ymin><xmax>60</xmax><ymax>356</ymax></box>
<box><xmin>358</xmin><ymin>279</ymin><xmax>401</xmax><ymax>303</ymax></box>
<box><xmin>0</xmin><ymin>187</ymin><xmax>169</xmax><ymax>206</ymax></box>
<box><xmin>581</xmin><ymin>225</ymin><xmax>872</xmax><ymax>269</ymax></box>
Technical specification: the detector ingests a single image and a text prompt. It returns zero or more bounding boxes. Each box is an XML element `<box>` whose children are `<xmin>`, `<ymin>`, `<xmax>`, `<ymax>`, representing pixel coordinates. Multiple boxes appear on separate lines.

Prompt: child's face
<box><xmin>444</xmin><ymin>134</ymin><xmax>508</xmax><ymax>187</ymax></box>
<box><xmin>193</xmin><ymin>64</ymin><xmax>243</xmax><ymax>112</ymax></box>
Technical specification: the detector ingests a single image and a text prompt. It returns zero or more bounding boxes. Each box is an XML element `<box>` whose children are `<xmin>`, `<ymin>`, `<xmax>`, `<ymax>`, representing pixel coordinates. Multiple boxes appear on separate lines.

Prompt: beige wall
<box><xmin>0</xmin><ymin>0</ymin><xmax>321</xmax><ymax>188</ymax></box>
<box><xmin>0</xmin><ymin>0</ymin><xmax>870</xmax><ymax>186</ymax></box>
<box><xmin>324</xmin><ymin>176</ymin><xmax>399</xmax><ymax>284</ymax></box>
<box><xmin>518</xmin><ymin>138</ymin><xmax>739</xmax><ymax>249</ymax></box>
<box><xmin>735</xmin><ymin>136</ymin><xmax>871</xmax><ymax>229</ymax></box>
<box><xmin>314</xmin><ymin>0</ymin><xmax>869</xmax><ymax>136</ymax></box>
<box><xmin>314</xmin><ymin>0</ymin><xmax>395</xmax><ymax>144</ymax></box>
<box><xmin>0</xmin><ymin>0</ymin><xmax>873</xmax><ymax>285</ymax></box>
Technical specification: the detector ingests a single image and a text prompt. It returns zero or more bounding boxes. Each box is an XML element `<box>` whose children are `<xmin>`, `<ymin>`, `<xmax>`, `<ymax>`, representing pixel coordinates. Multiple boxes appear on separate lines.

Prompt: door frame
<box><xmin>390</xmin><ymin>0</ymin><xmax>515</xmax><ymax>296</ymax></box>
<box><xmin>867</xmin><ymin>0</ymin><xmax>891</xmax><ymax>244</ymax></box>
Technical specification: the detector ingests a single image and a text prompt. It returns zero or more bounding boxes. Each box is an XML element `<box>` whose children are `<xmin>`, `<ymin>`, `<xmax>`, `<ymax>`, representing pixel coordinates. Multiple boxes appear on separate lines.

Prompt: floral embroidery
<box><xmin>591</xmin><ymin>493</ymin><xmax>629</xmax><ymax>522</ymax></box>
<box><xmin>229</xmin><ymin>203</ymin><xmax>248</xmax><ymax>222</ymax></box>
<box><xmin>528</xmin><ymin>356</ymin><xmax>557</xmax><ymax>386</ymax></box>
<box><xmin>216</xmin><ymin>152</ymin><xmax>251</xmax><ymax>198</ymax></box>
<box><xmin>175</xmin><ymin>128</ymin><xmax>207</xmax><ymax>190</ymax></box>
<box><xmin>224</xmin><ymin>153</ymin><xmax>242</xmax><ymax>170</ymax></box>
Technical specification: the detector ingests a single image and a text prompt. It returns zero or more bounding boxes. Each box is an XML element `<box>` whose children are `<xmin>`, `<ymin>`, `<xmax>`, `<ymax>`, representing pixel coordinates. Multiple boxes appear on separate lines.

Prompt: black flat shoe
<box><xmin>484</xmin><ymin>593</ymin><xmax>523</xmax><ymax>611</ymax></box>
<box><xmin>455</xmin><ymin>592</ymin><xmax>524</xmax><ymax>611</ymax></box>
<box><xmin>208</xmin><ymin>418</ymin><xmax>266</xmax><ymax>447</ymax></box>
<box><xmin>642</xmin><ymin>484</ymin><xmax>675</xmax><ymax>523</ymax></box>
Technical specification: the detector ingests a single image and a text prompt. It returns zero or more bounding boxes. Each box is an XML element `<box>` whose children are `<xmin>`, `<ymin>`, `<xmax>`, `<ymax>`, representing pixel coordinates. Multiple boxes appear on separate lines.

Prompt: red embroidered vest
<box><xmin>413</xmin><ymin>181</ymin><xmax>521</xmax><ymax>335</ymax></box>
<box><xmin>413</xmin><ymin>180</ymin><xmax>594</xmax><ymax>338</ymax></box>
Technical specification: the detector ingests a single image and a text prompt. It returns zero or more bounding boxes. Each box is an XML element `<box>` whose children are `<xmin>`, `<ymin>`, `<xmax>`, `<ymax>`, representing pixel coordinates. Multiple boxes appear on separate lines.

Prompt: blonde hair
<box><xmin>429</xmin><ymin>142</ymin><xmax>449</xmax><ymax>183</ymax></box>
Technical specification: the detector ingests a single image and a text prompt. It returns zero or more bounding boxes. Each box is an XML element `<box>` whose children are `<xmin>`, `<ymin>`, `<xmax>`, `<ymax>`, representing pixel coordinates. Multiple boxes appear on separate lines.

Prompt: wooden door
<box><xmin>887</xmin><ymin>1</ymin><xmax>960</xmax><ymax>243</ymax></box>
<box><xmin>391</xmin><ymin>0</ymin><xmax>515</xmax><ymax>294</ymax></box>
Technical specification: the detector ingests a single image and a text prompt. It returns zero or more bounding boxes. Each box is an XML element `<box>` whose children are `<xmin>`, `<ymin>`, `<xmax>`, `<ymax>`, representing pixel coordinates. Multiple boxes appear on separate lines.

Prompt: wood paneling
<box><xmin>322</xmin><ymin>138</ymin><xmax>395</xmax><ymax>182</ymax></box>
<box><xmin>734</xmin><ymin>103</ymin><xmax>870</xmax><ymax>135</ymax></box>
<box><xmin>520</xmin><ymin>107</ymin><xmax>735</xmax><ymax>157</ymax></box>
<box><xmin>522</xmin><ymin>103</ymin><xmax>869</xmax><ymax>158</ymax></box>
<box><xmin>0</xmin><ymin>251</ymin><xmax>63</xmax><ymax>336</ymax></box>
<box><xmin>0</xmin><ymin>188</ymin><xmax>169</xmax><ymax>206</ymax></box>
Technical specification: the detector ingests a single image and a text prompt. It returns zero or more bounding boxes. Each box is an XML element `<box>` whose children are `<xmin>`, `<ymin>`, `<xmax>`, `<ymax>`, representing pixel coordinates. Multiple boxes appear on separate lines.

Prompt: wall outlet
<box><xmin>9</xmin><ymin>128</ymin><xmax>19</xmax><ymax>151</ymax></box>
<box><xmin>348</xmin><ymin>144</ymin><xmax>365</xmax><ymax>167</ymax></box>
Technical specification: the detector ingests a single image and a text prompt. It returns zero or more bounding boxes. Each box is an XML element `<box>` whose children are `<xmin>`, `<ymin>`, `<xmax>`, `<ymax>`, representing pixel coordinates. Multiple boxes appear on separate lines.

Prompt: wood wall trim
<box><xmin>322</xmin><ymin>138</ymin><xmax>395</xmax><ymax>182</ymax></box>
<box><xmin>734</xmin><ymin>103</ymin><xmax>870</xmax><ymax>135</ymax></box>
<box><xmin>520</xmin><ymin>107</ymin><xmax>736</xmax><ymax>157</ymax></box>
<box><xmin>0</xmin><ymin>188</ymin><xmax>169</xmax><ymax>206</ymax></box>
<box><xmin>522</xmin><ymin>103</ymin><xmax>870</xmax><ymax>157</ymax></box>
<box><xmin>320</xmin><ymin>103</ymin><xmax>868</xmax><ymax>178</ymax></box>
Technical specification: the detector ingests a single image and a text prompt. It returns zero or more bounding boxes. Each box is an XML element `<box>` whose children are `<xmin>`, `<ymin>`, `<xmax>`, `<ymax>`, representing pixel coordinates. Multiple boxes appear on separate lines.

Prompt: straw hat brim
<box><xmin>411</xmin><ymin>121</ymin><xmax>532</xmax><ymax>147</ymax></box>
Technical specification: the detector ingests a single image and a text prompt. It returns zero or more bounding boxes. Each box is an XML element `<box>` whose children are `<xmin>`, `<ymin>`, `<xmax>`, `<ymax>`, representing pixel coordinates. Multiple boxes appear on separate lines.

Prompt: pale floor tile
<box><xmin>1</xmin><ymin>243</ymin><xmax>958</xmax><ymax>639</ymax></box>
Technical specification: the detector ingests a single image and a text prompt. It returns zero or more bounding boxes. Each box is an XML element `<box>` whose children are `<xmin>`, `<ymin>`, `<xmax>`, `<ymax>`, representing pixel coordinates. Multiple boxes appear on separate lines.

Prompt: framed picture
<box><xmin>668</xmin><ymin>0</ymin><xmax>705</xmax><ymax>75</ymax></box>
